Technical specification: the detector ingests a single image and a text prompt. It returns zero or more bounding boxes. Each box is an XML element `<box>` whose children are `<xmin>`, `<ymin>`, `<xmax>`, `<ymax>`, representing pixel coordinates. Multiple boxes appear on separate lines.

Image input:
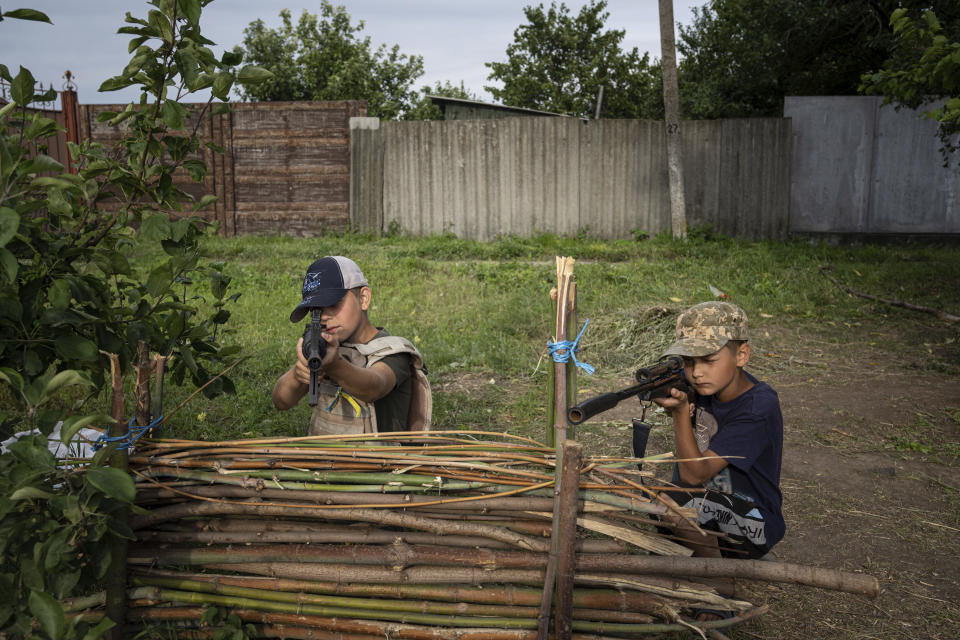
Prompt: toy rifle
<box><xmin>301</xmin><ymin>309</ymin><xmax>328</xmax><ymax>406</ymax></box>
<box><xmin>566</xmin><ymin>355</ymin><xmax>694</xmax><ymax>425</ymax></box>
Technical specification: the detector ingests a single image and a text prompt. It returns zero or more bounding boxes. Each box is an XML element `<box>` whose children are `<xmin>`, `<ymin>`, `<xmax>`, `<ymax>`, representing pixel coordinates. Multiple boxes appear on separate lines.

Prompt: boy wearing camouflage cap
<box><xmin>654</xmin><ymin>301</ymin><xmax>784</xmax><ymax>560</ymax></box>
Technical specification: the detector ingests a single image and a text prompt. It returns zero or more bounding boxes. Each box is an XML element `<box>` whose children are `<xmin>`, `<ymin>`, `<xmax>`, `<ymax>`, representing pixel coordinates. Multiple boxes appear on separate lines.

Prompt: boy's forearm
<box><xmin>273</xmin><ymin>366</ymin><xmax>307</xmax><ymax>410</ymax></box>
<box><xmin>671</xmin><ymin>404</ymin><xmax>698</xmax><ymax>460</ymax></box>
<box><xmin>323</xmin><ymin>357</ymin><xmax>393</xmax><ymax>403</ymax></box>
<box><xmin>670</xmin><ymin>404</ymin><xmax>715</xmax><ymax>486</ymax></box>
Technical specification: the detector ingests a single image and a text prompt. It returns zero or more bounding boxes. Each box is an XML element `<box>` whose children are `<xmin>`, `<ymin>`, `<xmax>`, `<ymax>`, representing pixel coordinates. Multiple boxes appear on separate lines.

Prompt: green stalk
<box><xmin>128</xmin><ymin>586</ymin><xmax>540</xmax><ymax>629</ymax></box>
<box><xmin>138</xmin><ymin>467</ymin><xmax>490</xmax><ymax>492</ymax></box>
<box><xmin>127</xmin><ymin>586</ymin><xmax>748</xmax><ymax>635</ymax></box>
<box><xmin>136</xmin><ymin>467</ymin><xmax>666</xmax><ymax>515</ymax></box>
<box><xmin>62</xmin><ymin>591</ymin><xmax>106</xmax><ymax>612</ymax></box>
<box><xmin>134</xmin><ymin>576</ymin><xmax>542</xmax><ymax>619</ymax></box>
<box><xmin>224</xmin><ymin>469</ymin><xmax>466</xmax><ymax>484</ymax></box>
<box><xmin>132</xmin><ymin>576</ymin><xmax>654</xmax><ymax>625</ymax></box>
<box><xmin>131</xmin><ymin>569</ymin><xmax>674</xmax><ymax>614</ymax></box>
<box><xmin>510</xmin><ymin>487</ymin><xmax>669</xmax><ymax>516</ymax></box>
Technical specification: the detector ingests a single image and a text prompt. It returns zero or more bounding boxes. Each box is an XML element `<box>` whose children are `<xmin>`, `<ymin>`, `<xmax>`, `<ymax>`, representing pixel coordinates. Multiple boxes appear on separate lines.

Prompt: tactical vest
<box><xmin>308</xmin><ymin>336</ymin><xmax>431</xmax><ymax>437</ymax></box>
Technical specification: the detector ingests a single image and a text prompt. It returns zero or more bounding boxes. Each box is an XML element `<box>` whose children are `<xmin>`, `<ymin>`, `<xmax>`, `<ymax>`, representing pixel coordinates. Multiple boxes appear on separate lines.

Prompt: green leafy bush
<box><xmin>0</xmin><ymin>435</ymin><xmax>133</xmax><ymax>638</ymax></box>
<box><xmin>0</xmin><ymin>1</ymin><xmax>271</xmax><ymax>636</ymax></box>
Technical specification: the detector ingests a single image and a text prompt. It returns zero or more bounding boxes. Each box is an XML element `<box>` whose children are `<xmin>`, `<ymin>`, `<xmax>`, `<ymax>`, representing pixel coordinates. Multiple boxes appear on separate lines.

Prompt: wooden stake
<box><xmin>150</xmin><ymin>354</ymin><xmax>168</xmax><ymax>435</ymax></box>
<box><xmin>545</xmin><ymin>367</ymin><xmax>556</xmax><ymax>447</ymax></box>
<box><xmin>554</xmin><ymin>440</ymin><xmax>582</xmax><ymax>639</ymax></box>
<box><xmin>134</xmin><ymin>341</ymin><xmax>152</xmax><ymax>427</ymax></box>
<box><xmin>564</xmin><ymin>283</ymin><xmax>578</xmax><ymax>441</ymax></box>
<box><xmin>538</xmin><ymin>256</ymin><xmax>574</xmax><ymax>640</ymax></box>
<box><xmin>104</xmin><ymin>353</ymin><xmax>128</xmax><ymax>639</ymax></box>
<box><xmin>107</xmin><ymin>353</ymin><xmax>124</xmax><ymax>434</ymax></box>
<box><xmin>552</xmin><ymin>257</ymin><xmax>574</xmax><ymax>448</ymax></box>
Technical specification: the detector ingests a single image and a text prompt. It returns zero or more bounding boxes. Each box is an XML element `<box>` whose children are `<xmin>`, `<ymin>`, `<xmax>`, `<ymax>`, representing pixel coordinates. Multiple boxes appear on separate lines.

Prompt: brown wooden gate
<box><xmin>74</xmin><ymin>99</ymin><xmax>365</xmax><ymax>237</ymax></box>
<box><xmin>225</xmin><ymin>101</ymin><xmax>365</xmax><ymax>236</ymax></box>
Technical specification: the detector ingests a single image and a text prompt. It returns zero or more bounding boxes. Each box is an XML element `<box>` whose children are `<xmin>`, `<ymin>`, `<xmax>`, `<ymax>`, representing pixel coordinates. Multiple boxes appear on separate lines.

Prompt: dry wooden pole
<box><xmin>134</xmin><ymin>527</ymin><xmax>625</xmax><ymax>554</ymax></box>
<box><xmin>554</xmin><ymin>440</ymin><xmax>583</xmax><ymax>639</ymax></box>
<box><xmin>546</xmin><ymin>351</ymin><xmax>556</xmax><ymax>448</ymax></box>
<box><xmin>576</xmin><ymin>554</ymin><xmax>880</xmax><ymax>597</ymax></box>
<box><xmin>127</xmin><ymin>535</ymin><xmax>878</xmax><ymax>596</ymax></box>
<box><xmin>129</xmin><ymin>604</ymin><xmax>768</xmax><ymax>638</ymax></box>
<box><xmin>104</xmin><ymin>353</ymin><xmax>128</xmax><ymax>640</ymax></box>
<box><xmin>132</xmin><ymin>568</ymin><xmax>676</xmax><ymax>613</ymax></box>
<box><xmin>134</xmin><ymin>341</ymin><xmax>152</xmax><ymax>427</ymax></box>
<box><xmin>130</xmin><ymin>484</ymin><xmax>618</xmax><ymax>515</ymax></box>
<box><xmin>659</xmin><ymin>0</ymin><xmax>687</xmax><ymax>239</ymax></box>
<box><xmin>150</xmin><ymin>354</ymin><xmax>167</xmax><ymax>436</ymax></box>
<box><xmin>129</xmin><ymin>501</ymin><xmax>550</xmax><ymax>551</ymax></box>
<box><xmin>538</xmin><ymin>256</ymin><xmax>574</xmax><ymax>640</ymax></box>
<box><xmin>552</xmin><ymin>257</ymin><xmax>574</xmax><ymax>449</ymax></box>
<box><xmin>564</xmin><ymin>283</ymin><xmax>578</xmax><ymax>441</ymax></box>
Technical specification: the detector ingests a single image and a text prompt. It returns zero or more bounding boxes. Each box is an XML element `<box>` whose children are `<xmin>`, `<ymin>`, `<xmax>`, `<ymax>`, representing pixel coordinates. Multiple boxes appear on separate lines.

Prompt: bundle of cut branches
<box><xmin>68</xmin><ymin>431</ymin><xmax>877</xmax><ymax>638</ymax></box>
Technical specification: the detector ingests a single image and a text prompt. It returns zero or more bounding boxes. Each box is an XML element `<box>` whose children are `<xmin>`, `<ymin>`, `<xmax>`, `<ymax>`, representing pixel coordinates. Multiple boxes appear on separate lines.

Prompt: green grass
<box><xmin>884</xmin><ymin>409</ymin><xmax>960</xmax><ymax>463</ymax></box>
<box><xmin>126</xmin><ymin>231</ymin><xmax>960</xmax><ymax>442</ymax></box>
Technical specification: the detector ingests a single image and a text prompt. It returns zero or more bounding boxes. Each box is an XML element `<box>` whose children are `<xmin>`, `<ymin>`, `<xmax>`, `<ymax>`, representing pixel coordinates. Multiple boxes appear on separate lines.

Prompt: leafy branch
<box><xmin>0</xmin><ymin>2</ymin><xmax>271</xmax><ymax>637</ymax></box>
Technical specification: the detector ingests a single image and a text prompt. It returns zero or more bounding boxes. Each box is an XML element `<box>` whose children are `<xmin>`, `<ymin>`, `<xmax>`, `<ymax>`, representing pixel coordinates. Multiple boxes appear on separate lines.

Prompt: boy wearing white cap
<box><xmin>272</xmin><ymin>256</ymin><xmax>430</xmax><ymax>436</ymax></box>
<box><xmin>654</xmin><ymin>301</ymin><xmax>784</xmax><ymax>561</ymax></box>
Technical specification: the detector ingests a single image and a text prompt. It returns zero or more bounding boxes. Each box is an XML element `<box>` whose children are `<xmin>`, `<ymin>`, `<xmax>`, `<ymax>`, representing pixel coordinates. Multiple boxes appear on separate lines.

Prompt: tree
<box><xmin>403</xmin><ymin>80</ymin><xmax>479</xmax><ymax>121</ymax></box>
<box><xmin>232</xmin><ymin>2</ymin><xmax>425</xmax><ymax>120</ymax></box>
<box><xmin>485</xmin><ymin>1</ymin><xmax>663</xmax><ymax>119</ymax></box>
<box><xmin>0</xmin><ymin>1</ymin><xmax>271</xmax><ymax>635</ymax></box>
<box><xmin>677</xmin><ymin>0</ymin><xmax>960</xmax><ymax>119</ymax></box>
<box><xmin>1</xmin><ymin>3</ymin><xmax>267</xmax><ymax>426</ymax></box>
<box><xmin>861</xmin><ymin>9</ymin><xmax>960</xmax><ymax>163</ymax></box>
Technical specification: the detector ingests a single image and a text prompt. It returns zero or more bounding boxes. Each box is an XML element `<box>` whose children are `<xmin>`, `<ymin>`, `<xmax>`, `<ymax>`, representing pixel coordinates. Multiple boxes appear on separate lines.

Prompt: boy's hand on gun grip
<box><xmin>319</xmin><ymin>328</ymin><xmax>340</xmax><ymax>369</ymax></box>
<box><xmin>293</xmin><ymin>337</ymin><xmax>311</xmax><ymax>386</ymax></box>
<box><xmin>653</xmin><ymin>387</ymin><xmax>693</xmax><ymax>416</ymax></box>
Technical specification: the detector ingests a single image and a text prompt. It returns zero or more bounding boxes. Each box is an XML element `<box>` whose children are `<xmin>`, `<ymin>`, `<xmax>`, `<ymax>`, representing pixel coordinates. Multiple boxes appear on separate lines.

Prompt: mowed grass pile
<box><xmin>148</xmin><ymin>231</ymin><xmax>960</xmax><ymax>444</ymax></box>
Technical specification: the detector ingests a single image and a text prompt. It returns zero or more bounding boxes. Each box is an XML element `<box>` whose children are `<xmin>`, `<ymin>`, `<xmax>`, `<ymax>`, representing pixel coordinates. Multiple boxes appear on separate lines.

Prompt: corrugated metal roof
<box><xmin>426</xmin><ymin>95</ymin><xmax>568</xmax><ymax>118</ymax></box>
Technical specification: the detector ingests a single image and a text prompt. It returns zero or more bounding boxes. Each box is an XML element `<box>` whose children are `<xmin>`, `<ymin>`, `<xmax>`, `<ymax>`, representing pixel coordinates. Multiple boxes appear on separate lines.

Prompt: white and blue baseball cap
<box><xmin>289</xmin><ymin>256</ymin><xmax>368</xmax><ymax>322</ymax></box>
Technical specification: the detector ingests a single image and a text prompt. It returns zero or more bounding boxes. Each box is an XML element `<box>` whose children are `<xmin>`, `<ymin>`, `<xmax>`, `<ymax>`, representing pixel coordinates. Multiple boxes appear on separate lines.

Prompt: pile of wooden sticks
<box><xmin>102</xmin><ymin>430</ymin><xmax>876</xmax><ymax>639</ymax></box>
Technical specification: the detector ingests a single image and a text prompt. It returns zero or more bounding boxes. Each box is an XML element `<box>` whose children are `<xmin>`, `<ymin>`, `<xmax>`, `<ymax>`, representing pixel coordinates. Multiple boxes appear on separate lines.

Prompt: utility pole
<box><xmin>659</xmin><ymin>0</ymin><xmax>687</xmax><ymax>240</ymax></box>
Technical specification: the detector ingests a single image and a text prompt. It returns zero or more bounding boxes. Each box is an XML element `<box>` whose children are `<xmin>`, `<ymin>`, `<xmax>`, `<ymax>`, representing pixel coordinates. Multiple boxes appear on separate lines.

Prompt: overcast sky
<box><xmin>2</xmin><ymin>1</ymin><xmax>704</xmax><ymax>105</ymax></box>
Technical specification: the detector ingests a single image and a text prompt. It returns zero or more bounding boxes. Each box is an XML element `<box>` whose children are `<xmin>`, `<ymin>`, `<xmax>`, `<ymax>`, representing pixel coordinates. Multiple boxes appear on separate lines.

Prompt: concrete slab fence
<box><xmin>785</xmin><ymin>96</ymin><xmax>960</xmax><ymax>235</ymax></box>
<box><xmin>350</xmin><ymin>116</ymin><xmax>792</xmax><ymax>241</ymax></box>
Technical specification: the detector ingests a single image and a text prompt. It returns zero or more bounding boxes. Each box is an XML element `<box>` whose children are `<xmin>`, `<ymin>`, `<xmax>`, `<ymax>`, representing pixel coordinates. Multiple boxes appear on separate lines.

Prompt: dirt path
<box><xmin>561</xmin><ymin>322</ymin><xmax>960</xmax><ymax>639</ymax></box>
<box><xmin>744</xmin><ymin>362</ymin><xmax>960</xmax><ymax>640</ymax></box>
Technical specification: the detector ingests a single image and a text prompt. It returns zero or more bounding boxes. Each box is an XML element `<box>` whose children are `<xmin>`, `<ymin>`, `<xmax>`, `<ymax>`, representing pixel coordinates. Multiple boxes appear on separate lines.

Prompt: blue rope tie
<box><xmin>547</xmin><ymin>318</ymin><xmax>595</xmax><ymax>375</ymax></box>
<box><xmin>92</xmin><ymin>415</ymin><xmax>164</xmax><ymax>451</ymax></box>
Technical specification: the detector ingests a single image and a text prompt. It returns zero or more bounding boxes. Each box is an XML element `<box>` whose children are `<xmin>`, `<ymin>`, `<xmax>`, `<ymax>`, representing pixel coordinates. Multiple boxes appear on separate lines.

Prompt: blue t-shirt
<box><xmin>679</xmin><ymin>370</ymin><xmax>785</xmax><ymax>550</ymax></box>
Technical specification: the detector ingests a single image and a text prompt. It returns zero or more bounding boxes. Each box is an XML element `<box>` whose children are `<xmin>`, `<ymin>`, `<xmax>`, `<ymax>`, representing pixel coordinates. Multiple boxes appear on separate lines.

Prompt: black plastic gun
<box><xmin>301</xmin><ymin>309</ymin><xmax>328</xmax><ymax>406</ymax></box>
<box><xmin>567</xmin><ymin>355</ymin><xmax>694</xmax><ymax>425</ymax></box>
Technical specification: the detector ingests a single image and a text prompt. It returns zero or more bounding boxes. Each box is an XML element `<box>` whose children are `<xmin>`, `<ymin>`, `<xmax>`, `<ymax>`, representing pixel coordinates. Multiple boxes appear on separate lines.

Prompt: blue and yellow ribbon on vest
<box><xmin>326</xmin><ymin>385</ymin><xmax>363</xmax><ymax>417</ymax></box>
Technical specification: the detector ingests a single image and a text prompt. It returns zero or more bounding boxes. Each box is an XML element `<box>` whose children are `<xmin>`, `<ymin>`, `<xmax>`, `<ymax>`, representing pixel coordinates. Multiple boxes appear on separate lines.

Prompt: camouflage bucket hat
<box><xmin>661</xmin><ymin>301</ymin><xmax>749</xmax><ymax>358</ymax></box>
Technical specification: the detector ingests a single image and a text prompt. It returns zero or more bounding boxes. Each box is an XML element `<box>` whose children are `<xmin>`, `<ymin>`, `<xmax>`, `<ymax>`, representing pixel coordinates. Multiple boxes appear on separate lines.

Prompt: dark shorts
<box><xmin>669</xmin><ymin>488</ymin><xmax>770</xmax><ymax>559</ymax></box>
